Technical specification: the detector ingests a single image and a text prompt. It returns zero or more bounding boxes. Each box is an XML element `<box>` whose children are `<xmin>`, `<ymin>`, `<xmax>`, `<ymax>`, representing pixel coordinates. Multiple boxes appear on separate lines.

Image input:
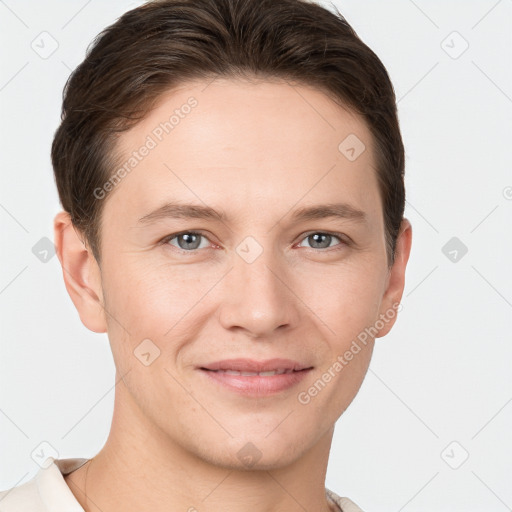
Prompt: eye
<box><xmin>160</xmin><ymin>230</ymin><xmax>348</xmax><ymax>254</ymax></box>
<box><xmin>162</xmin><ymin>231</ymin><xmax>211</xmax><ymax>252</ymax></box>
<box><xmin>297</xmin><ymin>232</ymin><xmax>347</xmax><ymax>250</ymax></box>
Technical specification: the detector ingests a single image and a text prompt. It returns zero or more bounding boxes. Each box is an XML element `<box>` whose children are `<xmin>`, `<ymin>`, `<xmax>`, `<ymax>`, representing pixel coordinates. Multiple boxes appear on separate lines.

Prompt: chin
<box><xmin>224</xmin><ymin>431</ymin><xmax>311</xmax><ymax>470</ymax></box>
<box><xmin>201</xmin><ymin>443</ymin><xmax>305</xmax><ymax>472</ymax></box>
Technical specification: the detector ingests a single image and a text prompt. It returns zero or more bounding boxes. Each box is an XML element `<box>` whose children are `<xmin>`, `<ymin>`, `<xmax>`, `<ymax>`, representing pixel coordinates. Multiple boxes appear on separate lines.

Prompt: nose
<box><xmin>217</xmin><ymin>248</ymin><xmax>301</xmax><ymax>338</ymax></box>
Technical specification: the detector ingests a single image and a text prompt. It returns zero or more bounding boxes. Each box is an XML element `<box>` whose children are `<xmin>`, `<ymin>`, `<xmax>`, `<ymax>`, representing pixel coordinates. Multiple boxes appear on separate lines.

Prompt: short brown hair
<box><xmin>51</xmin><ymin>0</ymin><xmax>405</xmax><ymax>267</ymax></box>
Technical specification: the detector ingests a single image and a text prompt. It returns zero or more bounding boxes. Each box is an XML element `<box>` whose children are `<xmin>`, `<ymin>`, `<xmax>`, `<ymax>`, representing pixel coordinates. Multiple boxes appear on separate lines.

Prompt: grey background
<box><xmin>1</xmin><ymin>1</ymin><xmax>511</xmax><ymax>510</ymax></box>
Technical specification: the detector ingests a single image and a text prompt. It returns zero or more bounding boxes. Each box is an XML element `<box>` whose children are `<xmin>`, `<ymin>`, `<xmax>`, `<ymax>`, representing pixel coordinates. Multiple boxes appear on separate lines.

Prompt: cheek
<box><xmin>100</xmin><ymin>259</ymin><xmax>220</xmax><ymax>361</ymax></box>
<box><xmin>297</xmin><ymin>263</ymin><xmax>383</xmax><ymax>342</ymax></box>
<box><xmin>102</xmin><ymin>258</ymin><xmax>200</xmax><ymax>323</ymax></box>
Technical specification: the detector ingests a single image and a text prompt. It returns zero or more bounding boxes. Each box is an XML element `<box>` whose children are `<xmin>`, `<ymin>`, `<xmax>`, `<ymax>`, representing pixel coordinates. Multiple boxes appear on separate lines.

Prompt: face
<box><xmin>80</xmin><ymin>78</ymin><xmax>409</xmax><ymax>469</ymax></box>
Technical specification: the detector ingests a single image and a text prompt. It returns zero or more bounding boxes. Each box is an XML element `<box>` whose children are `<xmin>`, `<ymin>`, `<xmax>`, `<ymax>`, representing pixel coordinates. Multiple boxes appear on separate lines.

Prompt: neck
<box><xmin>65</xmin><ymin>377</ymin><xmax>337</xmax><ymax>512</ymax></box>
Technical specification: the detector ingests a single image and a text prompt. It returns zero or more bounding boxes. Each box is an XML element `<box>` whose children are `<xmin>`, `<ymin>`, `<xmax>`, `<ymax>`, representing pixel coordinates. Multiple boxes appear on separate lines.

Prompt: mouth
<box><xmin>197</xmin><ymin>358</ymin><xmax>314</xmax><ymax>396</ymax></box>
<box><xmin>201</xmin><ymin>368</ymin><xmax>306</xmax><ymax>376</ymax></box>
<box><xmin>199</xmin><ymin>357</ymin><xmax>312</xmax><ymax>373</ymax></box>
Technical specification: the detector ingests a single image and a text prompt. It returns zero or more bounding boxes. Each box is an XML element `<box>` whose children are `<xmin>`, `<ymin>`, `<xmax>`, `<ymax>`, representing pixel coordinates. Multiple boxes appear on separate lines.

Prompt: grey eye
<box><xmin>299</xmin><ymin>233</ymin><xmax>342</xmax><ymax>249</ymax></box>
<box><xmin>167</xmin><ymin>232</ymin><xmax>209</xmax><ymax>251</ymax></box>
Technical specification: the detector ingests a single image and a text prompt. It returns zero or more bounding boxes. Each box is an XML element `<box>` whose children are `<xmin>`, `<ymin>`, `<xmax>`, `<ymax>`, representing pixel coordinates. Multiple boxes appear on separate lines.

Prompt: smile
<box><xmin>205</xmin><ymin>368</ymin><xmax>299</xmax><ymax>376</ymax></box>
<box><xmin>199</xmin><ymin>367</ymin><xmax>312</xmax><ymax>396</ymax></box>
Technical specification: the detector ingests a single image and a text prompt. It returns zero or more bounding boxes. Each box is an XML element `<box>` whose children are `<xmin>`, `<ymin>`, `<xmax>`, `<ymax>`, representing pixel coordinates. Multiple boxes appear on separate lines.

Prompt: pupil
<box><xmin>176</xmin><ymin>233</ymin><xmax>332</xmax><ymax>250</ymax></box>
<box><xmin>310</xmin><ymin>233</ymin><xmax>330</xmax><ymax>248</ymax></box>
<box><xmin>180</xmin><ymin>233</ymin><xmax>200</xmax><ymax>250</ymax></box>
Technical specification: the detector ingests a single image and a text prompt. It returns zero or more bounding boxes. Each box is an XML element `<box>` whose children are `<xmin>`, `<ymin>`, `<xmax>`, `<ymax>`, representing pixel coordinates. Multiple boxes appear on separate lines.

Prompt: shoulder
<box><xmin>326</xmin><ymin>487</ymin><xmax>366</xmax><ymax>512</ymax></box>
<box><xmin>0</xmin><ymin>474</ymin><xmax>43</xmax><ymax>511</ymax></box>
<box><xmin>0</xmin><ymin>457</ymin><xmax>89</xmax><ymax>512</ymax></box>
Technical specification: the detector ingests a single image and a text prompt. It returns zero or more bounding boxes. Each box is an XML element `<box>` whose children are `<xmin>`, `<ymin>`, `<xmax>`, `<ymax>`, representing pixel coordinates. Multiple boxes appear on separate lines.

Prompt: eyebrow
<box><xmin>137</xmin><ymin>201</ymin><xmax>368</xmax><ymax>225</ymax></box>
<box><xmin>138</xmin><ymin>202</ymin><xmax>226</xmax><ymax>224</ymax></box>
<box><xmin>290</xmin><ymin>203</ymin><xmax>368</xmax><ymax>224</ymax></box>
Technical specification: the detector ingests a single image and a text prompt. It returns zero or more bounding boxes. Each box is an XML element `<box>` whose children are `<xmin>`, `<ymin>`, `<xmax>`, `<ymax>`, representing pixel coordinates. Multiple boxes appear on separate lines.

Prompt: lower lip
<box><xmin>199</xmin><ymin>369</ymin><xmax>313</xmax><ymax>396</ymax></box>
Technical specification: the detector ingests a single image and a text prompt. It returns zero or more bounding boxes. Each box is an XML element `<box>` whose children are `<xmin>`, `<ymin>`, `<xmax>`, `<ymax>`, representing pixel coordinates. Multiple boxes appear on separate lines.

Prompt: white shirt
<box><xmin>0</xmin><ymin>457</ymin><xmax>365</xmax><ymax>512</ymax></box>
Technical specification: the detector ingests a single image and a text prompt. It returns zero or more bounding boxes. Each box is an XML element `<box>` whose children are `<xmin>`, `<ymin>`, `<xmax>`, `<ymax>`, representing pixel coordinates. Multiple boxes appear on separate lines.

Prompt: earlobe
<box><xmin>375</xmin><ymin>218</ymin><xmax>413</xmax><ymax>338</ymax></box>
<box><xmin>53</xmin><ymin>211</ymin><xmax>107</xmax><ymax>334</ymax></box>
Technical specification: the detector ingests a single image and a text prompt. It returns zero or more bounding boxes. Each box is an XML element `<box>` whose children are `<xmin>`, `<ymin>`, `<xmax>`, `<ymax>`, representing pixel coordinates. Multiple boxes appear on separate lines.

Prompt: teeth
<box><xmin>213</xmin><ymin>369</ymin><xmax>294</xmax><ymax>376</ymax></box>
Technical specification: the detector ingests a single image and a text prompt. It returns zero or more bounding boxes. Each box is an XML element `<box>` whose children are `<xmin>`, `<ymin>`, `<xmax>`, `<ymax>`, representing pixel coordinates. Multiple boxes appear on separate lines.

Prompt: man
<box><xmin>0</xmin><ymin>0</ymin><xmax>412</xmax><ymax>510</ymax></box>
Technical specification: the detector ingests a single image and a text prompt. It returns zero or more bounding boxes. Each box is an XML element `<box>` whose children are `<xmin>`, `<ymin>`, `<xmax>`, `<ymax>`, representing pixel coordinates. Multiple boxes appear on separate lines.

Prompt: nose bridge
<box><xmin>218</xmin><ymin>239</ymin><xmax>299</xmax><ymax>336</ymax></box>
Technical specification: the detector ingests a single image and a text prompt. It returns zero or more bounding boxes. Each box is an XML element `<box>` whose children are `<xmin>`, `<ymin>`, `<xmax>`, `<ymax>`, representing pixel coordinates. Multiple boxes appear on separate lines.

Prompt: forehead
<box><xmin>104</xmin><ymin>78</ymin><xmax>381</xmax><ymax>224</ymax></box>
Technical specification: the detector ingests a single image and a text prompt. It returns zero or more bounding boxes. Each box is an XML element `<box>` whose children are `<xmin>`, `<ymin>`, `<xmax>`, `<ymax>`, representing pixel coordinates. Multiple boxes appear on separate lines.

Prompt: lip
<box><xmin>199</xmin><ymin>358</ymin><xmax>311</xmax><ymax>373</ymax></box>
<box><xmin>197</xmin><ymin>358</ymin><xmax>314</xmax><ymax>397</ymax></box>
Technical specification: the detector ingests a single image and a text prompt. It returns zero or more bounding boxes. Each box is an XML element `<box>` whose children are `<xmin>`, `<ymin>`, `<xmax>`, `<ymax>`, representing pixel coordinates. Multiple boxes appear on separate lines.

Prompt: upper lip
<box><xmin>199</xmin><ymin>358</ymin><xmax>312</xmax><ymax>372</ymax></box>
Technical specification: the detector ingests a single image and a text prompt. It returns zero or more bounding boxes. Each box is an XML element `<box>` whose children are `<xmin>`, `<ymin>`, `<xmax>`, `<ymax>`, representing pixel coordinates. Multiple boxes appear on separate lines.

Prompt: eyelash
<box><xmin>159</xmin><ymin>230</ymin><xmax>350</xmax><ymax>254</ymax></box>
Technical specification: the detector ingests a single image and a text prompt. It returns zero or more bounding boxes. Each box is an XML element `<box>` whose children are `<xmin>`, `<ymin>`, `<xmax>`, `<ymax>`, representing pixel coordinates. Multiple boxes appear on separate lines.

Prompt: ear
<box><xmin>375</xmin><ymin>218</ymin><xmax>413</xmax><ymax>338</ymax></box>
<box><xmin>53</xmin><ymin>211</ymin><xmax>107</xmax><ymax>334</ymax></box>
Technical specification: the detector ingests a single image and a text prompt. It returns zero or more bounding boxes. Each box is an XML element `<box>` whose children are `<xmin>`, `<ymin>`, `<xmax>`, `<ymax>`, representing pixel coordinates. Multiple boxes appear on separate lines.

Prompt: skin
<box><xmin>54</xmin><ymin>77</ymin><xmax>412</xmax><ymax>512</ymax></box>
